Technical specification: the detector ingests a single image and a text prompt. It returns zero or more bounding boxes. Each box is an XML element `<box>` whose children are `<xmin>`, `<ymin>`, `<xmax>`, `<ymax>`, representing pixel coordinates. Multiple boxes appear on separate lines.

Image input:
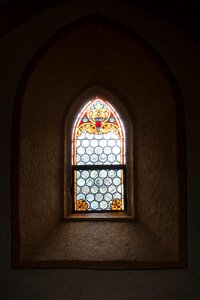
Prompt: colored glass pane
<box><xmin>74</xmin><ymin>168</ymin><xmax>125</xmax><ymax>211</ymax></box>
<box><xmin>72</xmin><ymin>97</ymin><xmax>126</xmax><ymax>212</ymax></box>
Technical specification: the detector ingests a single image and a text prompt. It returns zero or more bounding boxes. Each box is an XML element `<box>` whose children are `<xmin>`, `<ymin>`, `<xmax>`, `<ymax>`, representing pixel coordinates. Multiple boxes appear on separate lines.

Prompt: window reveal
<box><xmin>72</xmin><ymin>98</ymin><xmax>126</xmax><ymax>212</ymax></box>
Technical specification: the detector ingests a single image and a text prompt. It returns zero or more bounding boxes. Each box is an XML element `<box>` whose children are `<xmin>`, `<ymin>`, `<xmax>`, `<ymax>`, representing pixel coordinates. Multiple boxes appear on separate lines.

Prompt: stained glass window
<box><xmin>72</xmin><ymin>97</ymin><xmax>126</xmax><ymax>212</ymax></box>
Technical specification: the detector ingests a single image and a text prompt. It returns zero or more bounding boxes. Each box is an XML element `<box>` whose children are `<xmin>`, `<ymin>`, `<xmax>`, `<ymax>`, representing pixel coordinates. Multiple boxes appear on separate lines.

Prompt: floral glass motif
<box><xmin>72</xmin><ymin>98</ymin><xmax>126</xmax><ymax>212</ymax></box>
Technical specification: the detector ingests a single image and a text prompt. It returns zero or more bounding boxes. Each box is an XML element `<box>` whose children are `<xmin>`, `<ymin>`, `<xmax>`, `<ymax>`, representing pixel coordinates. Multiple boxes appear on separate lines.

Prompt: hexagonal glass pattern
<box><xmin>71</xmin><ymin>97</ymin><xmax>126</xmax><ymax>212</ymax></box>
<box><xmin>74</xmin><ymin>168</ymin><xmax>125</xmax><ymax>211</ymax></box>
<box><xmin>75</xmin><ymin>131</ymin><xmax>124</xmax><ymax>165</ymax></box>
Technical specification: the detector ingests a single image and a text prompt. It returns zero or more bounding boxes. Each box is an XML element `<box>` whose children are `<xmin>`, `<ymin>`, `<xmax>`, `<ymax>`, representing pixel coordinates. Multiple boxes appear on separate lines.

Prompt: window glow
<box><xmin>72</xmin><ymin>97</ymin><xmax>126</xmax><ymax>212</ymax></box>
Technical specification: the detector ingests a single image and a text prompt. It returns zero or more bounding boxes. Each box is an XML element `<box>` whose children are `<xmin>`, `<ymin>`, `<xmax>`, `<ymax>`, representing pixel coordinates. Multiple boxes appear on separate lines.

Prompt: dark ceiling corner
<box><xmin>0</xmin><ymin>0</ymin><xmax>66</xmax><ymax>37</ymax></box>
<box><xmin>0</xmin><ymin>0</ymin><xmax>200</xmax><ymax>39</ymax></box>
<box><xmin>130</xmin><ymin>0</ymin><xmax>200</xmax><ymax>39</ymax></box>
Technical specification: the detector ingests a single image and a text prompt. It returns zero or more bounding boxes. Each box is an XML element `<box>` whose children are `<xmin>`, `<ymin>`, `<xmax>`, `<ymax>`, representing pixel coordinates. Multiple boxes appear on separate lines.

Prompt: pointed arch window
<box><xmin>72</xmin><ymin>97</ymin><xmax>126</xmax><ymax>213</ymax></box>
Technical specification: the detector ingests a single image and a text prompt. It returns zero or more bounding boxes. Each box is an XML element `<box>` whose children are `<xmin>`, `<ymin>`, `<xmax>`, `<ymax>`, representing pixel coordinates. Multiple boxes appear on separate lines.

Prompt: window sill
<box><xmin>63</xmin><ymin>212</ymin><xmax>135</xmax><ymax>221</ymax></box>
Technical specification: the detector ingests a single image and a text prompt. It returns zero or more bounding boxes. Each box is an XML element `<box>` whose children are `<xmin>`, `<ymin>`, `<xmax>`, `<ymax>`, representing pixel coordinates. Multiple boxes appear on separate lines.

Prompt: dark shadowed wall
<box><xmin>0</xmin><ymin>1</ymin><xmax>199</xmax><ymax>299</ymax></box>
<box><xmin>18</xmin><ymin>19</ymin><xmax>180</xmax><ymax>263</ymax></box>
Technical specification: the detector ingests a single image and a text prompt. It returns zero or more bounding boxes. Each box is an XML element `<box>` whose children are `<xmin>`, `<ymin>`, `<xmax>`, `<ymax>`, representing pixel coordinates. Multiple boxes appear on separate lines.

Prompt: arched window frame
<box><xmin>64</xmin><ymin>87</ymin><xmax>134</xmax><ymax>220</ymax></box>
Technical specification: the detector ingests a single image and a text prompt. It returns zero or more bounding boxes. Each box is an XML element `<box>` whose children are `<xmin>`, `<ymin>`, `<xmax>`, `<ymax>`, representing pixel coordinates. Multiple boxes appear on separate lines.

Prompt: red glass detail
<box><xmin>95</xmin><ymin>121</ymin><xmax>102</xmax><ymax>127</ymax></box>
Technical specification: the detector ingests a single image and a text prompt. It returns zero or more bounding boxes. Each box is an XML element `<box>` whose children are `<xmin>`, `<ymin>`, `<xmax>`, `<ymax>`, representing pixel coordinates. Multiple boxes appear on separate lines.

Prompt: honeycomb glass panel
<box><xmin>74</xmin><ymin>132</ymin><xmax>124</xmax><ymax>165</ymax></box>
<box><xmin>71</xmin><ymin>97</ymin><xmax>126</xmax><ymax>214</ymax></box>
<box><xmin>74</xmin><ymin>169</ymin><xmax>125</xmax><ymax>212</ymax></box>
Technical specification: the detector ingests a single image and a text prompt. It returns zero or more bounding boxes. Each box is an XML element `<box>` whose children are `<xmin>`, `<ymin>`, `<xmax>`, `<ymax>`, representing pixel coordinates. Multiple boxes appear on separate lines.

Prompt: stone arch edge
<box><xmin>11</xmin><ymin>14</ymin><xmax>187</xmax><ymax>269</ymax></box>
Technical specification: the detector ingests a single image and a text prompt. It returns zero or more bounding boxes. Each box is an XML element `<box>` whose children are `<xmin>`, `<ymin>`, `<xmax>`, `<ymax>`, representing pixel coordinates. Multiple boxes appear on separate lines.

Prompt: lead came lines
<box><xmin>75</xmin><ymin>132</ymin><xmax>122</xmax><ymax>165</ymax></box>
<box><xmin>75</xmin><ymin>169</ymin><xmax>124</xmax><ymax>211</ymax></box>
<box><xmin>72</xmin><ymin>98</ymin><xmax>126</xmax><ymax>212</ymax></box>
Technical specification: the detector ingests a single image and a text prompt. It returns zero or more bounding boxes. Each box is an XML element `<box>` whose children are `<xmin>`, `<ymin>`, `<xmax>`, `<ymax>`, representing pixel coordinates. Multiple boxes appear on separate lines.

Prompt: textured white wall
<box><xmin>0</xmin><ymin>0</ymin><xmax>199</xmax><ymax>299</ymax></box>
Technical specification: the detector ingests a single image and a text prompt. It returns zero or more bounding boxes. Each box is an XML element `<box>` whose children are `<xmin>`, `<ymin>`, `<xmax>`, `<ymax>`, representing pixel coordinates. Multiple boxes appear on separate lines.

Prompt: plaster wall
<box><xmin>18</xmin><ymin>20</ymin><xmax>180</xmax><ymax>261</ymax></box>
<box><xmin>0</xmin><ymin>0</ymin><xmax>199</xmax><ymax>299</ymax></box>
